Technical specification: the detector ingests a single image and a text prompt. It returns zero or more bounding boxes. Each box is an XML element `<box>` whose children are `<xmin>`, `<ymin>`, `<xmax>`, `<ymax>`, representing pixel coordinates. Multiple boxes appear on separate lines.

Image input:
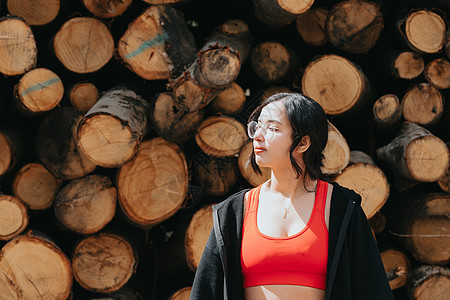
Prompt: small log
<box><xmin>302</xmin><ymin>54</ymin><xmax>369</xmax><ymax>115</ymax></box>
<box><xmin>238</xmin><ymin>141</ymin><xmax>271</xmax><ymax>187</ymax></box>
<box><xmin>149</xmin><ymin>92</ymin><xmax>203</xmax><ymax>143</ymax></box>
<box><xmin>0</xmin><ymin>234</ymin><xmax>72</xmax><ymax>299</ymax></box>
<box><xmin>77</xmin><ymin>87</ymin><xmax>149</xmax><ymax>168</ymax></box>
<box><xmin>35</xmin><ymin>107</ymin><xmax>97</xmax><ymax>180</ymax></box>
<box><xmin>117</xmin><ymin>5</ymin><xmax>197</xmax><ymax>80</ymax></box>
<box><xmin>333</xmin><ymin>150</ymin><xmax>389</xmax><ymax>218</ymax></box>
<box><xmin>6</xmin><ymin>0</ymin><xmax>60</xmax><ymax>25</ymax></box>
<box><xmin>82</xmin><ymin>0</ymin><xmax>132</xmax><ymax>19</ymax></box>
<box><xmin>260</xmin><ymin>85</ymin><xmax>291</xmax><ymax>103</ymax></box>
<box><xmin>15</xmin><ymin>68</ymin><xmax>63</xmax><ymax>113</ymax></box>
<box><xmin>368</xmin><ymin>211</ymin><xmax>386</xmax><ymax>233</ymax></box>
<box><xmin>326</xmin><ymin>0</ymin><xmax>384</xmax><ymax>54</ymax></box>
<box><xmin>117</xmin><ymin>138</ymin><xmax>188</xmax><ymax>227</ymax></box>
<box><xmin>0</xmin><ymin>128</ymin><xmax>22</xmax><ymax>177</ymax></box>
<box><xmin>0</xmin><ymin>17</ymin><xmax>37</xmax><ymax>76</ymax></box>
<box><xmin>401</xmin><ymin>83</ymin><xmax>445</xmax><ymax>127</ymax></box>
<box><xmin>295</xmin><ymin>7</ymin><xmax>328</xmax><ymax>46</ymax></box>
<box><xmin>250</xmin><ymin>41</ymin><xmax>300</xmax><ymax>84</ymax></box>
<box><xmin>195</xmin><ymin>116</ymin><xmax>247</xmax><ymax>157</ymax></box>
<box><xmin>54</xmin><ymin>17</ymin><xmax>114</xmax><ymax>73</ymax></box>
<box><xmin>392</xmin><ymin>51</ymin><xmax>424</xmax><ymax>80</ymax></box>
<box><xmin>209</xmin><ymin>82</ymin><xmax>246</xmax><ymax>115</ymax></box>
<box><xmin>407</xmin><ymin>265</ymin><xmax>450</xmax><ymax>299</ymax></box>
<box><xmin>54</xmin><ymin>174</ymin><xmax>117</xmax><ymax>235</ymax></box>
<box><xmin>169</xmin><ymin>287</ymin><xmax>191</xmax><ymax>300</ymax></box>
<box><xmin>321</xmin><ymin>121</ymin><xmax>350</xmax><ymax>176</ymax></box>
<box><xmin>372</xmin><ymin>94</ymin><xmax>402</xmax><ymax>131</ymax></box>
<box><xmin>380</xmin><ymin>249</ymin><xmax>411</xmax><ymax>290</ymax></box>
<box><xmin>423</xmin><ymin>58</ymin><xmax>450</xmax><ymax>90</ymax></box>
<box><xmin>172</xmin><ymin>19</ymin><xmax>252</xmax><ymax>112</ymax></box>
<box><xmin>69</xmin><ymin>82</ymin><xmax>99</xmax><ymax>112</ymax></box>
<box><xmin>12</xmin><ymin>162</ymin><xmax>60</xmax><ymax>210</ymax></box>
<box><xmin>376</xmin><ymin>122</ymin><xmax>449</xmax><ymax>190</ymax></box>
<box><xmin>72</xmin><ymin>233</ymin><xmax>137</xmax><ymax>293</ymax></box>
<box><xmin>403</xmin><ymin>9</ymin><xmax>446</xmax><ymax>54</ymax></box>
<box><xmin>0</xmin><ymin>194</ymin><xmax>28</xmax><ymax>241</ymax></box>
<box><xmin>253</xmin><ymin>0</ymin><xmax>314</xmax><ymax>28</ymax></box>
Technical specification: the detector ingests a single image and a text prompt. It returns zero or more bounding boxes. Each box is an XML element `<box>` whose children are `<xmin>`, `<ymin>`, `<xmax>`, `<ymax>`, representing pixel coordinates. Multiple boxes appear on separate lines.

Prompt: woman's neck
<box><xmin>267</xmin><ymin>167</ymin><xmax>316</xmax><ymax>199</ymax></box>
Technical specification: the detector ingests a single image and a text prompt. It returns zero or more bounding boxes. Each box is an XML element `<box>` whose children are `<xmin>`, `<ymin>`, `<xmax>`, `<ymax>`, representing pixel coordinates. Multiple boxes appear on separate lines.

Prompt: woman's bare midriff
<box><xmin>243</xmin><ymin>284</ymin><xmax>326</xmax><ymax>300</ymax></box>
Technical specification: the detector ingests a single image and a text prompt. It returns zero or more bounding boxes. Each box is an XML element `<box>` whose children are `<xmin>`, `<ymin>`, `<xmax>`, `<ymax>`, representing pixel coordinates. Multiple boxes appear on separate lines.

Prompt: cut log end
<box><xmin>279</xmin><ymin>0</ymin><xmax>314</xmax><ymax>14</ymax></box>
<box><xmin>373</xmin><ymin>94</ymin><xmax>401</xmax><ymax>128</ymax></box>
<box><xmin>7</xmin><ymin>0</ymin><xmax>60</xmax><ymax>25</ymax></box>
<box><xmin>250</xmin><ymin>41</ymin><xmax>292</xmax><ymax>83</ymax></box>
<box><xmin>170</xmin><ymin>287</ymin><xmax>191</xmax><ymax>300</ymax></box>
<box><xmin>408</xmin><ymin>266</ymin><xmax>450</xmax><ymax>299</ymax></box>
<box><xmin>405</xmin><ymin>10</ymin><xmax>446</xmax><ymax>54</ymax></box>
<box><xmin>193</xmin><ymin>155</ymin><xmax>238</xmax><ymax>196</ymax></box>
<box><xmin>70</xmin><ymin>82</ymin><xmax>99</xmax><ymax>112</ymax></box>
<box><xmin>380</xmin><ymin>249</ymin><xmax>411</xmax><ymax>290</ymax></box>
<box><xmin>424</xmin><ymin>58</ymin><xmax>450</xmax><ymax>90</ymax></box>
<box><xmin>210</xmin><ymin>82</ymin><xmax>246</xmax><ymax>115</ymax></box>
<box><xmin>0</xmin><ymin>133</ymin><xmax>13</xmax><ymax>177</ymax></box>
<box><xmin>295</xmin><ymin>8</ymin><xmax>328</xmax><ymax>46</ymax></box>
<box><xmin>82</xmin><ymin>0</ymin><xmax>133</xmax><ymax>19</ymax></box>
<box><xmin>0</xmin><ymin>195</ymin><xmax>29</xmax><ymax>241</ymax></box>
<box><xmin>218</xmin><ymin>19</ymin><xmax>249</xmax><ymax>35</ymax></box>
<box><xmin>393</xmin><ymin>51</ymin><xmax>424</xmax><ymax>79</ymax></box>
<box><xmin>321</xmin><ymin>122</ymin><xmax>350</xmax><ymax>175</ymax></box>
<box><xmin>198</xmin><ymin>48</ymin><xmax>241</xmax><ymax>88</ymax></box>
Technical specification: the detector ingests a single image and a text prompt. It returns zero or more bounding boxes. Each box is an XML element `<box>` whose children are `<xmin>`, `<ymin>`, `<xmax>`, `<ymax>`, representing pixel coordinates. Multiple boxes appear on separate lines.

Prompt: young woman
<box><xmin>190</xmin><ymin>93</ymin><xmax>393</xmax><ymax>300</ymax></box>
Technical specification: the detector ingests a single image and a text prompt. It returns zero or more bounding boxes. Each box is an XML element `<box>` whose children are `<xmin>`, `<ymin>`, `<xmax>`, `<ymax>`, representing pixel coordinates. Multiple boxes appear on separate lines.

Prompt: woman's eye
<box><xmin>268</xmin><ymin>127</ymin><xmax>279</xmax><ymax>132</ymax></box>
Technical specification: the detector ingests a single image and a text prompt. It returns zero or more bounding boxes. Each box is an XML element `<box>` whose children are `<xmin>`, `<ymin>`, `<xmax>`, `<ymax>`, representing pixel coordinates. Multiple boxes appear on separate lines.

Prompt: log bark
<box><xmin>118</xmin><ymin>5</ymin><xmax>197</xmax><ymax>80</ymax></box>
<box><xmin>169</xmin><ymin>287</ymin><xmax>191</xmax><ymax>300</ymax></box>
<box><xmin>117</xmin><ymin>138</ymin><xmax>188</xmax><ymax>227</ymax></box>
<box><xmin>0</xmin><ymin>233</ymin><xmax>72</xmax><ymax>299</ymax></box>
<box><xmin>35</xmin><ymin>107</ymin><xmax>97</xmax><ymax>180</ymax></box>
<box><xmin>72</xmin><ymin>233</ymin><xmax>137</xmax><ymax>293</ymax></box>
<box><xmin>0</xmin><ymin>194</ymin><xmax>28</xmax><ymax>241</ymax></box>
<box><xmin>321</xmin><ymin>121</ymin><xmax>350</xmax><ymax>176</ymax></box>
<box><xmin>54</xmin><ymin>174</ymin><xmax>117</xmax><ymax>235</ymax></box>
<box><xmin>53</xmin><ymin>17</ymin><xmax>114</xmax><ymax>73</ymax></box>
<box><xmin>302</xmin><ymin>54</ymin><xmax>369</xmax><ymax>116</ymax></box>
<box><xmin>195</xmin><ymin>116</ymin><xmax>247</xmax><ymax>157</ymax></box>
<box><xmin>373</xmin><ymin>94</ymin><xmax>402</xmax><ymax>131</ymax></box>
<box><xmin>149</xmin><ymin>92</ymin><xmax>203</xmax><ymax>143</ymax></box>
<box><xmin>423</xmin><ymin>58</ymin><xmax>450</xmax><ymax>90</ymax></box>
<box><xmin>407</xmin><ymin>265</ymin><xmax>450</xmax><ymax>299</ymax></box>
<box><xmin>295</xmin><ymin>7</ymin><xmax>328</xmax><ymax>46</ymax></box>
<box><xmin>69</xmin><ymin>82</ymin><xmax>99</xmax><ymax>112</ymax></box>
<box><xmin>437</xmin><ymin>142</ymin><xmax>449</xmax><ymax>193</ymax></box>
<box><xmin>209</xmin><ymin>82</ymin><xmax>246</xmax><ymax>115</ymax></box>
<box><xmin>82</xmin><ymin>0</ymin><xmax>132</xmax><ymax>19</ymax></box>
<box><xmin>0</xmin><ymin>17</ymin><xmax>37</xmax><ymax>76</ymax></box>
<box><xmin>7</xmin><ymin>0</ymin><xmax>60</xmax><ymax>25</ymax></box>
<box><xmin>326</xmin><ymin>0</ymin><xmax>384</xmax><ymax>54</ymax></box>
<box><xmin>238</xmin><ymin>141</ymin><xmax>271</xmax><ymax>187</ymax></box>
<box><xmin>333</xmin><ymin>150</ymin><xmax>389</xmax><ymax>218</ymax></box>
<box><xmin>15</xmin><ymin>67</ymin><xmax>63</xmax><ymax>113</ymax></box>
<box><xmin>0</xmin><ymin>128</ymin><xmax>22</xmax><ymax>177</ymax></box>
<box><xmin>253</xmin><ymin>0</ymin><xmax>314</xmax><ymax>28</ymax></box>
<box><xmin>380</xmin><ymin>249</ymin><xmax>411</xmax><ymax>290</ymax></box>
<box><xmin>376</xmin><ymin>122</ymin><xmax>449</xmax><ymax>190</ymax></box>
<box><xmin>12</xmin><ymin>162</ymin><xmax>60</xmax><ymax>210</ymax></box>
<box><xmin>392</xmin><ymin>51</ymin><xmax>424</xmax><ymax>79</ymax></box>
<box><xmin>401</xmin><ymin>83</ymin><xmax>445</xmax><ymax>127</ymax></box>
<box><xmin>77</xmin><ymin>87</ymin><xmax>149</xmax><ymax>168</ymax></box>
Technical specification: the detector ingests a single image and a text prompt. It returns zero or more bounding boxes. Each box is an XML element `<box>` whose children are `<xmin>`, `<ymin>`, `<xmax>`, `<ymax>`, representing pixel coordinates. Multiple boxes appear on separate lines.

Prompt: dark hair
<box><xmin>248</xmin><ymin>92</ymin><xmax>328</xmax><ymax>185</ymax></box>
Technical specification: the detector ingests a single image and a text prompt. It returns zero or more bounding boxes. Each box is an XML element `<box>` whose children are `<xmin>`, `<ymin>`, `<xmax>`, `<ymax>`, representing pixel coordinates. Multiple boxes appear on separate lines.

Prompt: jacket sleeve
<box><xmin>189</xmin><ymin>228</ymin><xmax>224</xmax><ymax>300</ymax></box>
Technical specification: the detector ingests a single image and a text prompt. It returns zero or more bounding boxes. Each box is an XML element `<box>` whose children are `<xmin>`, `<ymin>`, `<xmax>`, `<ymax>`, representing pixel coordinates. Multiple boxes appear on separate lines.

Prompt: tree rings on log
<box><xmin>117</xmin><ymin>138</ymin><xmax>188</xmax><ymax>227</ymax></box>
<box><xmin>82</xmin><ymin>0</ymin><xmax>132</xmax><ymax>19</ymax></box>
<box><xmin>373</xmin><ymin>94</ymin><xmax>401</xmax><ymax>130</ymax></box>
<box><xmin>69</xmin><ymin>82</ymin><xmax>99</xmax><ymax>112</ymax></box>
<box><xmin>54</xmin><ymin>175</ymin><xmax>117</xmax><ymax>234</ymax></box>
<box><xmin>35</xmin><ymin>107</ymin><xmax>96</xmax><ymax>180</ymax></box>
<box><xmin>295</xmin><ymin>8</ymin><xmax>328</xmax><ymax>46</ymax></box>
<box><xmin>380</xmin><ymin>249</ymin><xmax>411</xmax><ymax>290</ymax></box>
<box><xmin>401</xmin><ymin>83</ymin><xmax>445</xmax><ymax>127</ymax></box>
<box><xmin>302</xmin><ymin>54</ymin><xmax>368</xmax><ymax>115</ymax></box>
<box><xmin>185</xmin><ymin>204</ymin><xmax>214</xmax><ymax>271</ymax></box>
<box><xmin>0</xmin><ymin>17</ymin><xmax>37</xmax><ymax>76</ymax></box>
<box><xmin>407</xmin><ymin>265</ymin><xmax>450</xmax><ymax>299</ymax></box>
<box><xmin>321</xmin><ymin>121</ymin><xmax>350</xmax><ymax>175</ymax></box>
<box><xmin>334</xmin><ymin>151</ymin><xmax>389</xmax><ymax>218</ymax></box>
<box><xmin>16</xmin><ymin>68</ymin><xmax>63</xmax><ymax>113</ymax></box>
<box><xmin>369</xmin><ymin>211</ymin><xmax>386</xmax><ymax>233</ymax></box>
<box><xmin>195</xmin><ymin>116</ymin><xmax>247</xmax><ymax>157</ymax></box>
<box><xmin>13</xmin><ymin>163</ymin><xmax>60</xmax><ymax>210</ymax></box>
<box><xmin>78</xmin><ymin>87</ymin><xmax>149</xmax><ymax>168</ymax></box>
<box><xmin>7</xmin><ymin>0</ymin><xmax>60</xmax><ymax>26</ymax></box>
<box><xmin>326</xmin><ymin>0</ymin><xmax>384</xmax><ymax>54</ymax></box>
<box><xmin>404</xmin><ymin>10</ymin><xmax>446</xmax><ymax>54</ymax></box>
<box><xmin>72</xmin><ymin>233</ymin><xmax>136</xmax><ymax>293</ymax></box>
<box><xmin>210</xmin><ymin>82</ymin><xmax>246</xmax><ymax>115</ymax></box>
<box><xmin>169</xmin><ymin>287</ymin><xmax>191</xmax><ymax>300</ymax></box>
<box><xmin>0</xmin><ymin>195</ymin><xmax>28</xmax><ymax>241</ymax></box>
<box><xmin>238</xmin><ymin>141</ymin><xmax>271</xmax><ymax>187</ymax></box>
<box><xmin>392</xmin><ymin>51</ymin><xmax>424</xmax><ymax>79</ymax></box>
<box><xmin>424</xmin><ymin>58</ymin><xmax>450</xmax><ymax>90</ymax></box>
<box><xmin>253</xmin><ymin>0</ymin><xmax>314</xmax><ymax>28</ymax></box>
<box><xmin>0</xmin><ymin>234</ymin><xmax>72</xmax><ymax>299</ymax></box>
<box><xmin>54</xmin><ymin>17</ymin><xmax>114</xmax><ymax>73</ymax></box>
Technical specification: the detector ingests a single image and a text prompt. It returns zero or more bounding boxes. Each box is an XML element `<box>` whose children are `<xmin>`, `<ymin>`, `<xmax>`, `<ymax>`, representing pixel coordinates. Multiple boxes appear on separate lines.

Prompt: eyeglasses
<box><xmin>247</xmin><ymin>120</ymin><xmax>280</xmax><ymax>141</ymax></box>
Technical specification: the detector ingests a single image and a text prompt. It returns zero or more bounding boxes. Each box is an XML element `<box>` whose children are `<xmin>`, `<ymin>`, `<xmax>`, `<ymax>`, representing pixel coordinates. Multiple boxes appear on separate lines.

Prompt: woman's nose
<box><xmin>254</xmin><ymin>126</ymin><xmax>265</xmax><ymax>141</ymax></box>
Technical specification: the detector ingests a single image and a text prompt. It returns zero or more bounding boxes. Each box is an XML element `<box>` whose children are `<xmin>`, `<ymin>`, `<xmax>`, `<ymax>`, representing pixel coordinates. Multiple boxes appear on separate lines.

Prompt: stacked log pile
<box><xmin>0</xmin><ymin>0</ymin><xmax>449</xmax><ymax>299</ymax></box>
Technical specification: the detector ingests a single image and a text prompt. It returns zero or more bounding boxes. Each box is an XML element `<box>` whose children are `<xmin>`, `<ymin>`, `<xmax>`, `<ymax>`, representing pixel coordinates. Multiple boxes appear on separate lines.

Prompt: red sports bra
<box><xmin>241</xmin><ymin>180</ymin><xmax>329</xmax><ymax>290</ymax></box>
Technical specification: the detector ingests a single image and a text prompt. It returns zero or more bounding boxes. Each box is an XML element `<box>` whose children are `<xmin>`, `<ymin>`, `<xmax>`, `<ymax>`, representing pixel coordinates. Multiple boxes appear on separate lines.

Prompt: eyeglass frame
<box><xmin>247</xmin><ymin>120</ymin><xmax>292</xmax><ymax>141</ymax></box>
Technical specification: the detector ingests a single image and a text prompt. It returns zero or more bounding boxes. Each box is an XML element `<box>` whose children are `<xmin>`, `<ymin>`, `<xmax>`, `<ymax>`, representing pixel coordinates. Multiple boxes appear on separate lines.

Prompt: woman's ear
<box><xmin>296</xmin><ymin>135</ymin><xmax>311</xmax><ymax>153</ymax></box>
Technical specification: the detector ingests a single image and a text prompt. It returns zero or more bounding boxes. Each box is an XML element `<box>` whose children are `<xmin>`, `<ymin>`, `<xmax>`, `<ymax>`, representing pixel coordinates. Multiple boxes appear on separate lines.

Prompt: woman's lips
<box><xmin>254</xmin><ymin>147</ymin><xmax>266</xmax><ymax>153</ymax></box>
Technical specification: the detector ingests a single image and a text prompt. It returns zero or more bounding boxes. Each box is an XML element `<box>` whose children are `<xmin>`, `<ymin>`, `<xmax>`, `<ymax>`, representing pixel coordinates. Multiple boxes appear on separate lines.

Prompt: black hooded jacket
<box><xmin>190</xmin><ymin>182</ymin><xmax>394</xmax><ymax>300</ymax></box>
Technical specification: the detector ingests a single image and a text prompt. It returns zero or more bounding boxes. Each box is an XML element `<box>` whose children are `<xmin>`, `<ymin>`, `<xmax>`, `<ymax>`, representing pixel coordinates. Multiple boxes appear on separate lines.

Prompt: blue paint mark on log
<box><xmin>21</xmin><ymin>77</ymin><xmax>61</xmax><ymax>97</ymax></box>
<box><xmin>124</xmin><ymin>32</ymin><xmax>167</xmax><ymax>59</ymax></box>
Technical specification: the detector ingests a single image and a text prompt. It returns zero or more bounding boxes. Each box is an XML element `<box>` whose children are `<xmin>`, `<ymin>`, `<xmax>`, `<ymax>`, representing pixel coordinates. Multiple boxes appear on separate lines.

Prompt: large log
<box><xmin>423</xmin><ymin>58</ymin><xmax>450</xmax><ymax>90</ymax></box>
<box><xmin>253</xmin><ymin>0</ymin><xmax>314</xmax><ymax>28</ymax></box>
<box><xmin>54</xmin><ymin>174</ymin><xmax>117</xmax><ymax>235</ymax></box>
<box><xmin>372</xmin><ymin>94</ymin><xmax>402</xmax><ymax>131</ymax></box>
<box><xmin>82</xmin><ymin>0</ymin><xmax>132</xmax><ymax>19</ymax></box>
<box><xmin>295</xmin><ymin>7</ymin><xmax>328</xmax><ymax>46</ymax></box>
<box><xmin>6</xmin><ymin>0</ymin><xmax>60</xmax><ymax>25</ymax></box>
<box><xmin>53</xmin><ymin>17</ymin><xmax>114</xmax><ymax>73</ymax></box>
<box><xmin>321</xmin><ymin>121</ymin><xmax>350</xmax><ymax>176</ymax></box>
<box><xmin>380</xmin><ymin>249</ymin><xmax>411</xmax><ymax>290</ymax></box>
<box><xmin>118</xmin><ymin>5</ymin><xmax>197</xmax><ymax>80</ymax></box>
<box><xmin>376</xmin><ymin>122</ymin><xmax>449</xmax><ymax>190</ymax></box>
<box><xmin>0</xmin><ymin>17</ymin><xmax>37</xmax><ymax>76</ymax></box>
<box><xmin>77</xmin><ymin>87</ymin><xmax>149</xmax><ymax>168</ymax></box>
<box><xmin>238</xmin><ymin>141</ymin><xmax>271</xmax><ymax>187</ymax></box>
<box><xmin>407</xmin><ymin>265</ymin><xmax>450</xmax><ymax>300</ymax></box>
<box><xmin>0</xmin><ymin>194</ymin><xmax>28</xmax><ymax>241</ymax></box>
<box><xmin>117</xmin><ymin>138</ymin><xmax>188</xmax><ymax>227</ymax></box>
<box><xmin>69</xmin><ymin>81</ymin><xmax>99</xmax><ymax>112</ymax></box>
<box><xmin>391</xmin><ymin>51</ymin><xmax>424</xmax><ymax>80</ymax></box>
